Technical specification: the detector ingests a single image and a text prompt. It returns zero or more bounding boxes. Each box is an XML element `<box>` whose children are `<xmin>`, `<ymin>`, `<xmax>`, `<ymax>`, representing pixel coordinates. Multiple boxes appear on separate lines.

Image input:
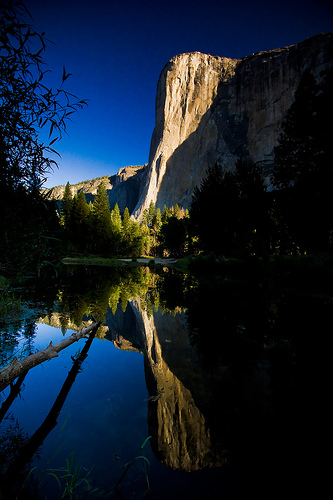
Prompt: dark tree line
<box><xmin>190</xmin><ymin>67</ymin><xmax>333</xmax><ymax>258</ymax></box>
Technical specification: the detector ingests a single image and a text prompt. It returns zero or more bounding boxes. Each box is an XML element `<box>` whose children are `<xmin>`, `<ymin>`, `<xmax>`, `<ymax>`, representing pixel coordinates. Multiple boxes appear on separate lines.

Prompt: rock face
<box><xmin>108</xmin><ymin>298</ymin><xmax>227</xmax><ymax>471</ymax></box>
<box><xmin>133</xmin><ymin>33</ymin><xmax>333</xmax><ymax>218</ymax></box>
<box><xmin>46</xmin><ymin>164</ymin><xmax>147</xmax><ymax>214</ymax></box>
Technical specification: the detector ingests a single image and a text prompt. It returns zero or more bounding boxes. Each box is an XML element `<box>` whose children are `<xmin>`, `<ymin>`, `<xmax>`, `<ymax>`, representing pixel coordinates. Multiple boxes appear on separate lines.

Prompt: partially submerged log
<box><xmin>0</xmin><ymin>321</ymin><xmax>100</xmax><ymax>393</ymax></box>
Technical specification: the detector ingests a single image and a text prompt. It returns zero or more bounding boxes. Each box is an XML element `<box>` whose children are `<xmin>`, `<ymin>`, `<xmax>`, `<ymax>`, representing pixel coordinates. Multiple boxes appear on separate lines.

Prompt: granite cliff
<box><xmin>46</xmin><ymin>164</ymin><xmax>147</xmax><ymax>214</ymax></box>
<box><xmin>133</xmin><ymin>33</ymin><xmax>333</xmax><ymax>218</ymax></box>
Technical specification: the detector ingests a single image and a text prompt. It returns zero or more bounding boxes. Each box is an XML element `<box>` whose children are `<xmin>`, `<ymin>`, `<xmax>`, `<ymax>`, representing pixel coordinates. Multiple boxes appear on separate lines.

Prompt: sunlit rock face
<box><xmin>133</xmin><ymin>33</ymin><xmax>333</xmax><ymax>217</ymax></box>
<box><xmin>129</xmin><ymin>299</ymin><xmax>227</xmax><ymax>471</ymax></box>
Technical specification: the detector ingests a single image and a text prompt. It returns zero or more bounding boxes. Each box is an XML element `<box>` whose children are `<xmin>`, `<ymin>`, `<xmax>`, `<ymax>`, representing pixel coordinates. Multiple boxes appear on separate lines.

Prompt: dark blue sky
<box><xmin>25</xmin><ymin>0</ymin><xmax>333</xmax><ymax>187</ymax></box>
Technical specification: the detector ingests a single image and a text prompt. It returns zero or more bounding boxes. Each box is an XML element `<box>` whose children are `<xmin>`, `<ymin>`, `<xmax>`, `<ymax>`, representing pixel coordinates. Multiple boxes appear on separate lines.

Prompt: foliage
<box><xmin>0</xmin><ymin>1</ymin><xmax>87</xmax><ymax>277</ymax></box>
<box><xmin>190</xmin><ymin>160</ymin><xmax>270</xmax><ymax>257</ymax></box>
<box><xmin>0</xmin><ymin>2</ymin><xmax>87</xmax><ymax>189</ymax></box>
<box><xmin>272</xmin><ymin>68</ymin><xmax>333</xmax><ymax>253</ymax></box>
<box><xmin>47</xmin><ymin>451</ymin><xmax>94</xmax><ymax>499</ymax></box>
<box><xmin>59</xmin><ymin>67</ymin><xmax>332</xmax><ymax>261</ymax></box>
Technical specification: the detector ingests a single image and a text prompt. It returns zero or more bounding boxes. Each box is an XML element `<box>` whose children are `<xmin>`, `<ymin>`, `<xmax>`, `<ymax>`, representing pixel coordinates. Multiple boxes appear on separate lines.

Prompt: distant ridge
<box><xmin>45</xmin><ymin>164</ymin><xmax>148</xmax><ymax>214</ymax></box>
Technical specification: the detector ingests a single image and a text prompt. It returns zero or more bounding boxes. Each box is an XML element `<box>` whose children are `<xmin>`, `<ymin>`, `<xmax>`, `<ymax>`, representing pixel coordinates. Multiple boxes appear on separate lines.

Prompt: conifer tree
<box><xmin>111</xmin><ymin>204</ymin><xmax>122</xmax><ymax>233</ymax></box>
<box><xmin>61</xmin><ymin>182</ymin><xmax>73</xmax><ymax>230</ymax></box>
<box><xmin>71</xmin><ymin>191</ymin><xmax>90</xmax><ymax>240</ymax></box>
<box><xmin>161</xmin><ymin>206</ymin><xmax>171</xmax><ymax>223</ymax></box>
<box><xmin>141</xmin><ymin>208</ymin><xmax>149</xmax><ymax>227</ymax></box>
<box><xmin>92</xmin><ymin>183</ymin><xmax>112</xmax><ymax>252</ymax></box>
<box><xmin>272</xmin><ymin>68</ymin><xmax>333</xmax><ymax>252</ymax></box>
<box><xmin>148</xmin><ymin>201</ymin><xmax>156</xmax><ymax>227</ymax></box>
<box><xmin>273</xmin><ymin>69</ymin><xmax>319</xmax><ymax>189</ymax></box>
<box><xmin>122</xmin><ymin>207</ymin><xmax>131</xmax><ymax>233</ymax></box>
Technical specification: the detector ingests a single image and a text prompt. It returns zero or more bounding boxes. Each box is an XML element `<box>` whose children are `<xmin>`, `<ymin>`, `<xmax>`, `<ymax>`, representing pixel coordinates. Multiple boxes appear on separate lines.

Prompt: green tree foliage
<box><xmin>71</xmin><ymin>191</ymin><xmax>90</xmax><ymax>241</ymax></box>
<box><xmin>61</xmin><ymin>182</ymin><xmax>73</xmax><ymax>230</ymax></box>
<box><xmin>91</xmin><ymin>183</ymin><xmax>112</xmax><ymax>252</ymax></box>
<box><xmin>0</xmin><ymin>2</ymin><xmax>87</xmax><ymax>276</ymax></box>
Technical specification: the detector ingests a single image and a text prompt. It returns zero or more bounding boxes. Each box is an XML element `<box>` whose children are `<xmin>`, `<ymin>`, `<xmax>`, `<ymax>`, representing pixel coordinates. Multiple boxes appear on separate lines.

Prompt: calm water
<box><xmin>0</xmin><ymin>263</ymin><xmax>327</xmax><ymax>499</ymax></box>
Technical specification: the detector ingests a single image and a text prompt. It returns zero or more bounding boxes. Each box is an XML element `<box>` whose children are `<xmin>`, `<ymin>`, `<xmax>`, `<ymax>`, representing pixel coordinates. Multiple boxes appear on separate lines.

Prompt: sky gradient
<box><xmin>24</xmin><ymin>0</ymin><xmax>333</xmax><ymax>188</ymax></box>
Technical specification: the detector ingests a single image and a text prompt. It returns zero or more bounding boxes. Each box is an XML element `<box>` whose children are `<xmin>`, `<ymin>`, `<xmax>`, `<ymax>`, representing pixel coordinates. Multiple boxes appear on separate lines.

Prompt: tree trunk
<box><xmin>0</xmin><ymin>321</ymin><xmax>100</xmax><ymax>393</ymax></box>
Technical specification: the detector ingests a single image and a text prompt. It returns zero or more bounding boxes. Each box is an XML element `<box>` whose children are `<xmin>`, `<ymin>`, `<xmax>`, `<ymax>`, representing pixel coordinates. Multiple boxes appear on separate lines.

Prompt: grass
<box><xmin>114</xmin><ymin>436</ymin><xmax>152</xmax><ymax>496</ymax></box>
<box><xmin>47</xmin><ymin>451</ymin><xmax>95</xmax><ymax>498</ymax></box>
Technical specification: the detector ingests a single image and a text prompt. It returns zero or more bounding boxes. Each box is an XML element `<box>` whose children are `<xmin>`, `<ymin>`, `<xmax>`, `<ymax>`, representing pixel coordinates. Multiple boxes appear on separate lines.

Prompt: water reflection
<box><xmin>1</xmin><ymin>263</ymin><xmax>328</xmax><ymax>498</ymax></box>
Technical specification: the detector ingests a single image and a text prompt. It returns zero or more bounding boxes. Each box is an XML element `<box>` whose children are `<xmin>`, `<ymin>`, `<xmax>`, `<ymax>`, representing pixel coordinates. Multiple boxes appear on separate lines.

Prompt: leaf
<box><xmin>141</xmin><ymin>436</ymin><xmax>152</xmax><ymax>449</ymax></box>
<box><xmin>47</xmin><ymin>472</ymin><xmax>62</xmax><ymax>490</ymax></box>
<box><xmin>49</xmin><ymin>137</ymin><xmax>58</xmax><ymax>146</ymax></box>
<box><xmin>62</xmin><ymin>66</ymin><xmax>73</xmax><ymax>83</ymax></box>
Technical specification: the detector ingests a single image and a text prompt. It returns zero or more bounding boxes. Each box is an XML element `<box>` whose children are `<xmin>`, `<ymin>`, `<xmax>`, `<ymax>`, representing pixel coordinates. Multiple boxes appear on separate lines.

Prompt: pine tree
<box><xmin>148</xmin><ymin>201</ymin><xmax>156</xmax><ymax>227</ymax></box>
<box><xmin>161</xmin><ymin>206</ymin><xmax>171</xmax><ymax>223</ymax></box>
<box><xmin>273</xmin><ymin>68</ymin><xmax>333</xmax><ymax>252</ymax></box>
<box><xmin>111</xmin><ymin>204</ymin><xmax>122</xmax><ymax>233</ymax></box>
<box><xmin>61</xmin><ymin>182</ymin><xmax>73</xmax><ymax>229</ymax></box>
<box><xmin>122</xmin><ymin>207</ymin><xmax>131</xmax><ymax>234</ymax></box>
<box><xmin>273</xmin><ymin>69</ymin><xmax>319</xmax><ymax>189</ymax></box>
<box><xmin>92</xmin><ymin>183</ymin><xmax>112</xmax><ymax>252</ymax></box>
<box><xmin>141</xmin><ymin>208</ymin><xmax>149</xmax><ymax>227</ymax></box>
<box><xmin>72</xmin><ymin>191</ymin><xmax>89</xmax><ymax>226</ymax></box>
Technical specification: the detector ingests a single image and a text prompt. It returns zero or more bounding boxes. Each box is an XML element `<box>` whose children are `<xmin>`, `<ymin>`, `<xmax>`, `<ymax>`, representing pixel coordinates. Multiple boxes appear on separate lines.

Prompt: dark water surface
<box><xmin>0</xmin><ymin>263</ymin><xmax>327</xmax><ymax>499</ymax></box>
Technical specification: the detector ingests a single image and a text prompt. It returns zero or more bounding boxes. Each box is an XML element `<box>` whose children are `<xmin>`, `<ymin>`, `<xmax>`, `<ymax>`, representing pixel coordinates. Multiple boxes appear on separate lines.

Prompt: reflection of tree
<box><xmin>0</xmin><ymin>373</ymin><xmax>27</xmax><ymax>424</ymax></box>
<box><xmin>1</xmin><ymin>328</ymin><xmax>97</xmax><ymax>498</ymax></box>
<box><xmin>56</xmin><ymin>267</ymin><xmax>156</xmax><ymax>327</ymax></box>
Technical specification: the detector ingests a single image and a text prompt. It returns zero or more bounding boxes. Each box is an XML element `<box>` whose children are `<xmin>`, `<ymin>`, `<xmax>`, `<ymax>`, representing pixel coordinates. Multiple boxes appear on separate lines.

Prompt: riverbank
<box><xmin>61</xmin><ymin>256</ymin><xmax>179</xmax><ymax>268</ymax></box>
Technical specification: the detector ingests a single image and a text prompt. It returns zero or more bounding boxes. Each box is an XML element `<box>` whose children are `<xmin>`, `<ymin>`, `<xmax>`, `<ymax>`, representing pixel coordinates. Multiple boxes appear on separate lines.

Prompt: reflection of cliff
<box><xmin>124</xmin><ymin>299</ymin><xmax>227</xmax><ymax>471</ymax></box>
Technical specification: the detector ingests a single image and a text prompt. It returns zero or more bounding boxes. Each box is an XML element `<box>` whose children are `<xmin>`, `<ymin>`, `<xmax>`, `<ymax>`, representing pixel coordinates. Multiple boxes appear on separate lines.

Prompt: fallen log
<box><xmin>0</xmin><ymin>321</ymin><xmax>100</xmax><ymax>393</ymax></box>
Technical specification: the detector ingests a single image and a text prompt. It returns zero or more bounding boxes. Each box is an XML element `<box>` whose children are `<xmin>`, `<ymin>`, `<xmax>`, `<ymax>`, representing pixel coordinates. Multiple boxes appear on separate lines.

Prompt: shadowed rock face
<box><xmin>133</xmin><ymin>33</ymin><xmax>333</xmax><ymax>217</ymax></box>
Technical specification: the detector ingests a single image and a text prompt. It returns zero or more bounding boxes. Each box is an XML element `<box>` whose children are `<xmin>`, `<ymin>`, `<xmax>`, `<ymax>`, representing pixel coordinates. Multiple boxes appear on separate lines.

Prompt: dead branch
<box><xmin>0</xmin><ymin>322</ymin><xmax>100</xmax><ymax>393</ymax></box>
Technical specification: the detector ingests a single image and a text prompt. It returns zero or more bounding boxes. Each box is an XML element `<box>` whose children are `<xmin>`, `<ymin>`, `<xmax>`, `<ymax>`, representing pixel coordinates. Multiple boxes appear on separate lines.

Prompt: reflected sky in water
<box><xmin>1</xmin><ymin>263</ymin><xmax>324</xmax><ymax>499</ymax></box>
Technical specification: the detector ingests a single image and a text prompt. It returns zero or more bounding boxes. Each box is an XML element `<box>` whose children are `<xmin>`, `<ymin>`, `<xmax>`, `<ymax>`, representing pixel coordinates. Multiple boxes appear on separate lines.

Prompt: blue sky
<box><xmin>24</xmin><ymin>0</ymin><xmax>333</xmax><ymax>188</ymax></box>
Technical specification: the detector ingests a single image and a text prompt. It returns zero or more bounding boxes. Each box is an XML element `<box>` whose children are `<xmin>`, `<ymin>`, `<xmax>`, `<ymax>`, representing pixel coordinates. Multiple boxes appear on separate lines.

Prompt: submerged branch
<box><xmin>0</xmin><ymin>322</ymin><xmax>100</xmax><ymax>392</ymax></box>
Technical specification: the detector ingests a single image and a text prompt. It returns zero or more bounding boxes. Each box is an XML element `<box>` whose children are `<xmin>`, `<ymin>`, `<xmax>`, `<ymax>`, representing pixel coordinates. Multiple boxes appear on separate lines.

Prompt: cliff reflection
<box><xmin>129</xmin><ymin>298</ymin><xmax>227</xmax><ymax>471</ymax></box>
<box><xmin>36</xmin><ymin>262</ymin><xmax>325</xmax><ymax>480</ymax></box>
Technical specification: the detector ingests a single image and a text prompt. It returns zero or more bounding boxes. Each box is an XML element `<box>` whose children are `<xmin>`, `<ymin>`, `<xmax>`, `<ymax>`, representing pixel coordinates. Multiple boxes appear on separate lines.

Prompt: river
<box><xmin>0</xmin><ymin>262</ymin><xmax>327</xmax><ymax>499</ymax></box>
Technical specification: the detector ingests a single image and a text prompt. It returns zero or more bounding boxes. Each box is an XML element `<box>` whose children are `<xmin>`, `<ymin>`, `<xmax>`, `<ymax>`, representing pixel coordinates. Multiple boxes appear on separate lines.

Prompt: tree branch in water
<box><xmin>0</xmin><ymin>321</ymin><xmax>100</xmax><ymax>392</ymax></box>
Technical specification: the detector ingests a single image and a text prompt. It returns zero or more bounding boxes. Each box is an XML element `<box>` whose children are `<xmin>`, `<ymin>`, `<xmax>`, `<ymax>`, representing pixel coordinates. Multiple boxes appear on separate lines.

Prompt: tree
<box><xmin>91</xmin><ymin>183</ymin><xmax>112</xmax><ymax>253</ymax></box>
<box><xmin>272</xmin><ymin>68</ymin><xmax>333</xmax><ymax>252</ymax></box>
<box><xmin>148</xmin><ymin>201</ymin><xmax>156</xmax><ymax>228</ymax></box>
<box><xmin>233</xmin><ymin>158</ymin><xmax>270</xmax><ymax>255</ymax></box>
<box><xmin>71</xmin><ymin>191</ymin><xmax>90</xmax><ymax>238</ymax></box>
<box><xmin>0</xmin><ymin>2</ymin><xmax>87</xmax><ymax>191</ymax></box>
<box><xmin>158</xmin><ymin>216</ymin><xmax>189</xmax><ymax>257</ymax></box>
<box><xmin>61</xmin><ymin>182</ymin><xmax>73</xmax><ymax>230</ymax></box>
<box><xmin>190</xmin><ymin>161</ymin><xmax>269</xmax><ymax>257</ymax></box>
<box><xmin>0</xmin><ymin>2</ymin><xmax>87</xmax><ymax>275</ymax></box>
<box><xmin>273</xmin><ymin>70</ymin><xmax>319</xmax><ymax>189</ymax></box>
<box><xmin>190</xmin><ymin>164</ymin><xmax>238</xmax><ymax>255</ymax></box>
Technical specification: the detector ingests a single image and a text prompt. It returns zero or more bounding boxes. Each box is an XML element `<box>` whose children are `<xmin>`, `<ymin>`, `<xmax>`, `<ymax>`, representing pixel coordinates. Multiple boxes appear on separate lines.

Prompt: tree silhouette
<box><xmin>0</xmin><ymin>2</ymin><xmax>86</xmax><ymax>276</ymax></box>
<box><xmin>273</xmin><ymin>68</ymin><xmax>333</xmax><ymax>252</ymax></box>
